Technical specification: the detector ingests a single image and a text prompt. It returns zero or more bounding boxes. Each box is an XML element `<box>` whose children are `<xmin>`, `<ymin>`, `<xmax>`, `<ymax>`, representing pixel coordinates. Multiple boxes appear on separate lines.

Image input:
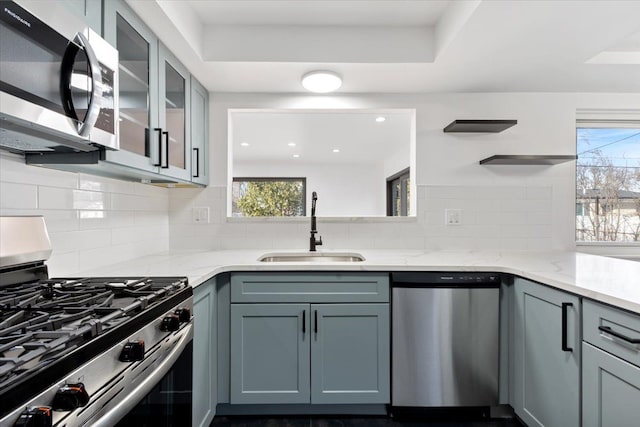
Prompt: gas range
<box><xmin>0</xmin><ymin>218</ymin><xmax>193</xmax><ymax>427</ymax></box>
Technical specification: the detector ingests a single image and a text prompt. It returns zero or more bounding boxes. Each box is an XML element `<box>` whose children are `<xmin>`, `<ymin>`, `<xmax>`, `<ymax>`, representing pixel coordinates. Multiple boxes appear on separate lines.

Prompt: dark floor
<box><xmin>211</xmin><ymin>416</ymin><xmax>524</xmax><ymax>427</ymax></box>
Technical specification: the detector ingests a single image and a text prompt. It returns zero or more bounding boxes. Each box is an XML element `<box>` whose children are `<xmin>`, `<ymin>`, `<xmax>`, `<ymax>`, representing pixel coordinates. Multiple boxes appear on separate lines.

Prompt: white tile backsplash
<box><xmin>0</xmin><ymin>152</ymin><xmax>170</xmax><ymax>275</ymax></box>
<box><xmin>2</xmin><ymin>148</ymin><xmax>558</xmax><ymax>263</ymax></box>
<box><xmin>167</xmin><ymin>183</ymin><xmax>554</xmax><ymax>252</ymax></box>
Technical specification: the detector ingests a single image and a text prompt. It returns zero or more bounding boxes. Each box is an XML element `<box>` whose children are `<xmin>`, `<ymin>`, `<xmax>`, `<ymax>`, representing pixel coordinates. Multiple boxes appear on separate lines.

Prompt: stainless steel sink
<box><xmin>258</xmin><ymin>252</ymin><xmax>365</xmax><ymax>263</ymax></box>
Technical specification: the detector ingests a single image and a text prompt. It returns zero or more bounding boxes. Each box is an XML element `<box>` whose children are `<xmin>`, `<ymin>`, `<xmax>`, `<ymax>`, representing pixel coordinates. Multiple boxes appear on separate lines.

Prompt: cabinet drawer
<box><xmin>583</xmin><ymin>299</ymin><xmax>640</xmax><ymax>368</ymax></box>
<box><xmin>231</xmin><ymin>273</ymin><xmax>389</xmax><ymax>303</ymax></box>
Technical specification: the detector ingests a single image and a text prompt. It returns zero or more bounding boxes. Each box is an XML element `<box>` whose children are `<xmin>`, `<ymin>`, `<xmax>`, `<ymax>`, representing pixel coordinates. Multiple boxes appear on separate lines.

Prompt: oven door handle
<box><xmin>91</xmin><ymin>323</ymin><xmax>193</xmax><ymax>427</ymax></box>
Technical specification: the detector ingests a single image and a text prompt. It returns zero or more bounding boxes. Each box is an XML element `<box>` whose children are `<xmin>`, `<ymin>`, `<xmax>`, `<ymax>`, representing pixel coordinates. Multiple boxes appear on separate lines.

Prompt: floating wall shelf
<box><xmin>443</xmin><ymin>119</ymin><xmax>517</xmax><ymax>133</ymax></box>
<box><xmin>479</xmin><ymin>155</ymin><xmax>578</xmax><ymax>165</ymax></box>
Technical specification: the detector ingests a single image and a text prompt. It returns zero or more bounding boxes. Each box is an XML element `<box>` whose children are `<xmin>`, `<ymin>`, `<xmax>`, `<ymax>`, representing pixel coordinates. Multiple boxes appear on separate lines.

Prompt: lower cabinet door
<box><xmin>583</xmin><ymin>342</ymin><xmax>640</xmax><ymax>427</ymax></box>
<box><xmin>311</xmin><ymin>304</ymin><xmax>390</xmax><ymax>404</ymax></box>
<box><xmin>230</xmin><ymin>304</ymin><xmax>310</xmax><ymax>404</ymax></box>
<box><xmin>512</xmin><ymin>278</ymin><xmax>580</xmax><ymax>427</ymax></box>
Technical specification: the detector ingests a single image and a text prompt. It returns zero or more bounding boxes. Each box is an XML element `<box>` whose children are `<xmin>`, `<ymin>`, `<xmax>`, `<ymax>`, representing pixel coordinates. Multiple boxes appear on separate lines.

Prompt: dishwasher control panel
<box><xmin>391</xmin><ymin>271</ymin><xmax>500</xmax><ymax>286</ymax></box>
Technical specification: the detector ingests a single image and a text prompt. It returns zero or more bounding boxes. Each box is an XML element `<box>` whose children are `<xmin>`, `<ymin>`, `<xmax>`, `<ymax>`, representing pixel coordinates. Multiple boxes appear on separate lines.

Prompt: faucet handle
<box><xmin>317</xmin><ymin>236</ymin><xmax>323</xmax><ymax>246</ymax></box>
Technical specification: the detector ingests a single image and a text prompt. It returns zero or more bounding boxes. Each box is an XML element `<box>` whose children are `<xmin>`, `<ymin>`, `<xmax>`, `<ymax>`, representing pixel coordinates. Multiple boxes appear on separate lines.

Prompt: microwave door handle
<box><xmin>90</xmin><ymin>324</ymin><xmax>193</xmax><ymax>427</ymax></box>
<box><xmin>76</xmin><ymin>33</ymin><xmax>102</xmax><ymax>137</ymax></box>
<box><xmin>60</xmin><ymin>33</ymin><xmax>103</xmax><ymax>137</ymax></box>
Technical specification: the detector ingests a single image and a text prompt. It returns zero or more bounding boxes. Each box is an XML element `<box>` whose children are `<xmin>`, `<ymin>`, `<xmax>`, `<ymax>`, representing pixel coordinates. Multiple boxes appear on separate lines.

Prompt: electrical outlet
<box><xmin>445</xmin><ymin>209</ymin><xmax>462</xmax><ymax>226</ymax></box>
<box><xmin>192</xmin><ymin>207</ymin><xmax>210</xmax><ymax>224</ymax></box>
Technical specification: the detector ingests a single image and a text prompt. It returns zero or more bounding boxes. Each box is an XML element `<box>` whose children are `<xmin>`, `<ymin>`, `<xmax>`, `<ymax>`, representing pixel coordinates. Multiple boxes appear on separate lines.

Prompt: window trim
<box><xmin>232</xmin><ymin>177</ymin><xmax>307</xmax><ymax>217</ymax></box>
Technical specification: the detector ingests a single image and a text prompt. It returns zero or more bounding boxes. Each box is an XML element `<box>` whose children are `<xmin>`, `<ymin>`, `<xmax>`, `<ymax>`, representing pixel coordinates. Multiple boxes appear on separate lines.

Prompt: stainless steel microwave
<box><xmin>0</xmin><ymin>0</ymin><xmax>119</xmax><ymax>153</ymax></box>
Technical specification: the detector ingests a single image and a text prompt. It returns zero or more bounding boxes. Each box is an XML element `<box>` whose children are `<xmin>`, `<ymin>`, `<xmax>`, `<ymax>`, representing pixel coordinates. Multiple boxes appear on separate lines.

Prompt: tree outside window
<box><xmin>232</xmin><ymin>178</ymin><xmax>306</xmax><ymax>217</ymax></box>
<box><xmin>576</xmin><ymin>127</ymin><xmax>640</xmax><ymax>242</ymax></box>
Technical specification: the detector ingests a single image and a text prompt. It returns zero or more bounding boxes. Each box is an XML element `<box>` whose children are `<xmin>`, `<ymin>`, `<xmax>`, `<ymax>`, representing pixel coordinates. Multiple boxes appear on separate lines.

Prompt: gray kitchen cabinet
<box><xmin>193</xmin><ymin>279</ymin><xmax>217</xmax><ymax>427</ymax></box>
<box><xmin>228</xmin><ymin>272</ymin><xmax>390</xmax><ymax>406</ymax></box>
<box><xmin>102</xmin><ymin>0</ymin><xmax>204</xmax><ymax>184</ymax></box>
<box><xmin>190</xmin><ymin>77</ymin><xmax>209</xmax><ymax>185</ymax></box>
<box><xmin>582</xmin><ymin>300</ymin><xmax>640</xmax><ymax>427</ymax></box>
<box><xmin>582</xmin><ymin>342</ymin><xmax>640</xmax><ymax>427</ymax></box>
<box><xmin>311</xmin><ymin>304</ymin><xmax>389</xmax><ymax>404</ymax></box>
<box><xmin>511</xmin><ymin>278</ymin><xmax>580</xmax><ymax>427</ymax></box>
<box><xmin>60</xmin><ymin>0</ymin><xmax>101</xmax><ymax>33</ymax></box>
<box><xmin>230</xmin><ymin>304</ymin><xmax>311</xmax><ymax>404</ymax></box>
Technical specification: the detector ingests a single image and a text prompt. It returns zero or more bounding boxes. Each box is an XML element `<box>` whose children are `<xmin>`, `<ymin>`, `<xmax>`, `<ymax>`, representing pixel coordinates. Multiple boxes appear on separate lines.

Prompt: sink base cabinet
<box><xmin>230</xmin><ymin>303</ymin><xmax>390</xmax><ymax>405</ymax></box>
<box><xmin>511</xmin><ymin>278</ymin><xmax>580</xmax><ymax>427</ymax></box>
<box><xmin>231</xmin><ymin>304</ymin><xmax>310</xmax><ymax>404</ymax></box>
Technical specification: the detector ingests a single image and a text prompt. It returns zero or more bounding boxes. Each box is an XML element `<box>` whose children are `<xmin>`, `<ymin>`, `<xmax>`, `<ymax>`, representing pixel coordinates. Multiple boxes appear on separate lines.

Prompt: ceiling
<box><xmin>129</xmin><ymin>0</ymin><xmax>640</xmax><ymax>93</ymax></box>
<box><xmin>231</xmin><ymin>110</ymin><xmax>412</xmax><ymax>165</ymax></box>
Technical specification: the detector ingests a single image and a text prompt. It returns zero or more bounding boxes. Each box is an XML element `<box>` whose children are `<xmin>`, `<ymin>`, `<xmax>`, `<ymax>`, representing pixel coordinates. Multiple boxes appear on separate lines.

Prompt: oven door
<box><xmin>0</xmin><ymin>1</ymin><xmax>117</xmax><ymax>152</ymax></box>
<box><xmin>116</xmin><ymin>342</ymin><xmax>193</xmax><ymax>427</ymax></box>
<box><xmin>91</xmin><ymin>324</ymin><xmax>193</xmax><ymax>427</ymax></box>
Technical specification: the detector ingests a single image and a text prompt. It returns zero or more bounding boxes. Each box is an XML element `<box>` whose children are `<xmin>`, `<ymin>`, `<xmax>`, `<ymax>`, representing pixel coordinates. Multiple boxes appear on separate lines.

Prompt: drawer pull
<box><xmin>598</xmin><ymin>326</ymin><xmax>640</xmax><ymax>344</ymax></box>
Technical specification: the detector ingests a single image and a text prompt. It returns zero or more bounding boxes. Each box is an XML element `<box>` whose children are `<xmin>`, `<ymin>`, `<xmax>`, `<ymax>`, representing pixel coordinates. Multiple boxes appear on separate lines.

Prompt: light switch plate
<box><xmin>445</xmin><ymin>209</ymin><xmax>462</xmax><ymax>226</ymax></box>
<box><xmin>192</xmin><ymin>207</ymin><xmax>210</xmax><ymax>224</ymax></box>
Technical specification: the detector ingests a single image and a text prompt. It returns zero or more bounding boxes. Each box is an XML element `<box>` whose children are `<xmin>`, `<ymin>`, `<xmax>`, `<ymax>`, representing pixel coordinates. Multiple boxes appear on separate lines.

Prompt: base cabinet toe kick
<box><xmin>199</xmin><ymin>271</ymin><xmax>640</xmax><ymax>425</ymax></box>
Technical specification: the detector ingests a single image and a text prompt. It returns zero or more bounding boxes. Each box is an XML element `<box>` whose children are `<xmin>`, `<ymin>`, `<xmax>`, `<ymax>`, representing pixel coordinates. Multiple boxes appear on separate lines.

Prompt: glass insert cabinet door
<box><xmin>103</xmin><ymin>1</ymin><xmax>160</xmax><ymax>172</ymax></box>
<box><xmin>116</xmin><ymin>13</ymin><xmax>150</xmax><ymax>158</ymax></box>
<box><xmin>158</xmin><ymin>44</ymin><xmax>191</xmax><ymax>181</ymax></box>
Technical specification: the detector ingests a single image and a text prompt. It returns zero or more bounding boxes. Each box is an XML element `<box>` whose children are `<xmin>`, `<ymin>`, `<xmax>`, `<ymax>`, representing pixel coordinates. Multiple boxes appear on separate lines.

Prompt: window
<box><xmin>387</xmin><ymin>168</ymin><xmax>410</xmax><ymax>216</ymax></box>
<box><xmin>576</xmin><ymin>126</ymin><xmax>640</xmax><ymax>242</ymax></box>
<box><xmin>232</xmin><ymin>178</ymin><xmax>306</xmax><ymax>217</ymax></box>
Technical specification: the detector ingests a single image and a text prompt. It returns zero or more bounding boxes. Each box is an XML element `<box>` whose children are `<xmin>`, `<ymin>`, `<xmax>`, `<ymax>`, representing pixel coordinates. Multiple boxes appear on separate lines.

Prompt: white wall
<box><xmin>169</xmin><ymin>91</ymin><xmax>640</xmax><ymax>252</ymax></box>
<box><xmin>0</xmin><ymin>152</ymin><xmax>170</xmax><ymax>276</ymax></box>
<box><xmin>234</xmin><ymin>160</ymin><xmax>386</xmax><ymax>216</ymax></box>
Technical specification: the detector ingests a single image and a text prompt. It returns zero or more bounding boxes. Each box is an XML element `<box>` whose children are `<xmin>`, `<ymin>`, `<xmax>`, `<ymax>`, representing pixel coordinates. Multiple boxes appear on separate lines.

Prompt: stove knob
<box><xmin>119</xmin><ymin>340</ymin><xmax>145</xmax><ymax>362</ymax></box>
<box><xmin>174</xmin><ymin>307</ymin><xmax>191</xmax><ymax>323</ymax></box>
<box><xmin>52</xmin><ymin>383</ymin><xmax>89</xmax><ymax>411</ymax></box>
<box><xmin>13</xmin><ymin>406</ymin><xmax>52</xmax><ymax>427</ymax></box>
<box><xmin>160</xmin><ymin>314</ymin><xmax>180</xmax><ymax>331</ymax></box>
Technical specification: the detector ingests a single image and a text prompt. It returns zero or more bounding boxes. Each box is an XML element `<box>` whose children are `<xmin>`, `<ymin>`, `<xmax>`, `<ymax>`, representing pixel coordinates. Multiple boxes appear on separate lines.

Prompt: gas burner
<box><xmin>0</xmin><ymin>276</ymin><xmax>189</xmax><ymax>405</ymax></box>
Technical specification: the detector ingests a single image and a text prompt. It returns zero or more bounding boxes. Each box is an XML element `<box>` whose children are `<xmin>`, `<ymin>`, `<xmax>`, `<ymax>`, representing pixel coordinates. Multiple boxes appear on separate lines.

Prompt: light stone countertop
<box><xmin>70</xmin><ymin>249</ymin><xmax>640</xmax><ymax>315</ymax></box>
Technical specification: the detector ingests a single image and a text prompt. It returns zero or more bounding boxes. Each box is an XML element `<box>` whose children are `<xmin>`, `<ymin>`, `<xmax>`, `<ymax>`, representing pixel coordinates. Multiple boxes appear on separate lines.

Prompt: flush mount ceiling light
<box><xmin>376</xmin><ymin>116</ymin><xmax>386</xmax><ymax>123</ymax></box>
<box><xmin>293</xmin><ymin>154</ymin><xmax>300</xmax><ymax>158</ymax></box>
<box><xmin>240</xmin><ymin>142</ymin><xmax>249</xmax><ymax>147</ymax></box>
<box><xmin>301</xmin><ymin>71</ymin><xmax>342</xmax><ymax>93</ymax></box>
<box><xmin>332</xmin><ymin>148</ymin><xmax>340</xmax><ymax>153</ymax></box>
<box><xmin>288</xmin><ymin>142</ymin><xmax>296</xmax><ymax>147</ymax></box>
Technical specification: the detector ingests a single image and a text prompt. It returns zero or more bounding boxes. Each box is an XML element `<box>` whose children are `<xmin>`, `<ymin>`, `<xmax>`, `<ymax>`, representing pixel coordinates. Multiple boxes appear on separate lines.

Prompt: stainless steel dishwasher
<box><xmin>391</xmin><ymin>272</ymin><xmax>500</xmax><ymax>415</ymax></box>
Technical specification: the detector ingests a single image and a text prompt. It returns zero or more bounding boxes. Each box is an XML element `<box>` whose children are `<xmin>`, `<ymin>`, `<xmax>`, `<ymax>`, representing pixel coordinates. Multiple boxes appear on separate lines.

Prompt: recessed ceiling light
<box><xmin>293</xmin><ymin>154</ymin><xmax>300</xmax><ymax>158</ymax></box>
<box><xmin>301</xmin><ymin>70</ymin><xmax>342</xmax><ymax>93</ymax></box>
<box><xmin>288</xmin><ymin>142</ymin><xmax>296</xmax><ymax>147</ymax></box>
<box><xmin>240</xmin><ymin>142</ymin><xmax>249</xmax><ymax>147</ymax></box>
<box><xmin>376</xmin><ymin>117</ymin><xmax>386</xmax><ymax>123</ymax></box>
<box><xmin>332</xmin><ymin>149</ymin><xmax>340</xmax><ymax>153</ymax></box>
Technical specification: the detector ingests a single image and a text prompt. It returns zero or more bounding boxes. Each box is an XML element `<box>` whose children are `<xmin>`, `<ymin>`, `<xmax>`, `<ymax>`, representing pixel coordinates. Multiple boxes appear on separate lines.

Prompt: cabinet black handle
<box><xmin>314</xmin><ymin>310</ymin><xmax>318</xmax><ymax>334</ymax></box>
<box><xmin>193</xmin><ymin>148</ymin><xmax>200</xmax><ymax>178</ymax></box>
<box><xmin>562</xmin><ymin>302</ymin><xmax>573</xmax><ymax>352</ymax></box>
<box><xmin>162</xmin><ymin>131</ymin><xmax>169</xmax><ymax>168</ymax></box>
<box><xmin>598</xmin><ymin>326</ymin><xmax>640</xmax><ymax>344</ymax></box>
<box><xmin>302</xmin><ymin>310</ymin><xmax>306</xmax><ymax>334</ymax></box>
<box><xmin>153</xmin><ymin>128</ymin><xmax>162</xmax><ymax>166</ymax></box>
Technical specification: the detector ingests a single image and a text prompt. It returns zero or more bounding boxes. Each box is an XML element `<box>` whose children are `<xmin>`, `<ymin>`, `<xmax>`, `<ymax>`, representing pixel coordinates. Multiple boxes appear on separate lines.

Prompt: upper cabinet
<box><xmin>59</xmin><ymin>0</ymin><xmax>102</xmax><ymax>33</ymax></box>
<box><xmin>102</xmin><ymin>0</ymin><xmax>205</xmax><ymax>185</ymax></box>
<box><xmin>190</xmin><ymin>77</ymin><xmax>209</xmax><ymax>186</ymax></box>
